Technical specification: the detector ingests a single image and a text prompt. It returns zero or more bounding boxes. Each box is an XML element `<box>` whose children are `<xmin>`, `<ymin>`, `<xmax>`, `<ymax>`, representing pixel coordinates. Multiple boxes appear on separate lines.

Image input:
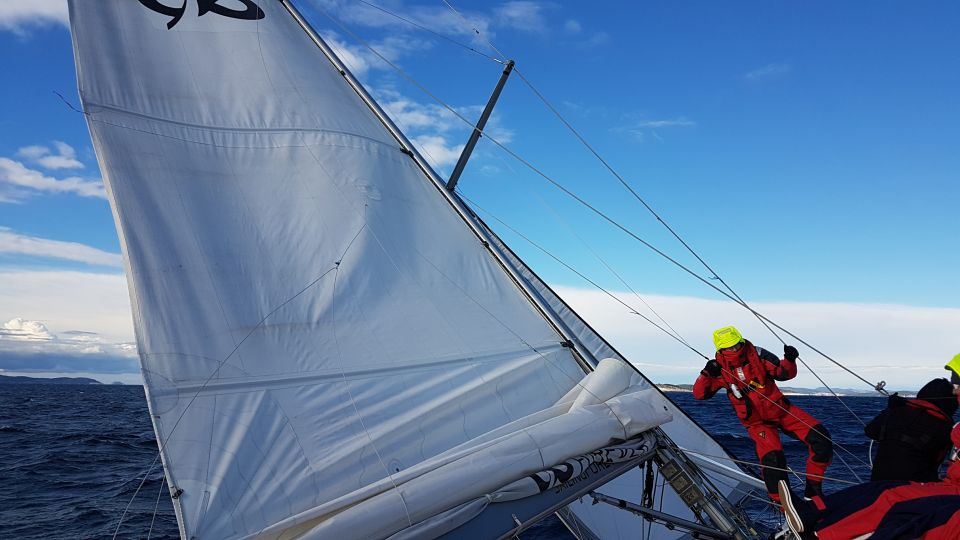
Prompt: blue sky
<box><xmin>0</xmin><ymin>1</ymin><xmax>957</xmax><ymax>388</ymax></box>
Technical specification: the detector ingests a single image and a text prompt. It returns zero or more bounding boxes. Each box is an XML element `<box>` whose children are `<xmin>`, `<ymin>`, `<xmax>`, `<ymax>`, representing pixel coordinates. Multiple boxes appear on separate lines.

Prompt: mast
<box><xmin>446</xmin><ymin>59</ymin><xmax>515</xmax><ymax>192</ymax></box>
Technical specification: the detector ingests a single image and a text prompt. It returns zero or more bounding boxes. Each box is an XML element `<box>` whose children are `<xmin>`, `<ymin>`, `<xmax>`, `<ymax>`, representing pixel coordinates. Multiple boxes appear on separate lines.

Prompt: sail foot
<box><xmin>288</xmin><ymin>386</ymin><xmax>671</xmax><ymax>539</ymax></box>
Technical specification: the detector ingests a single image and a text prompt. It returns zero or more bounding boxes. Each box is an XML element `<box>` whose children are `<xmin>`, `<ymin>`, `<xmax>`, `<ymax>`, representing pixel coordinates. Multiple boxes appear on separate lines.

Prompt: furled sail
<box><xmin>69</xmin><ymin>1</ymin><xmax>757</xmax><ymax>539</ymax></box>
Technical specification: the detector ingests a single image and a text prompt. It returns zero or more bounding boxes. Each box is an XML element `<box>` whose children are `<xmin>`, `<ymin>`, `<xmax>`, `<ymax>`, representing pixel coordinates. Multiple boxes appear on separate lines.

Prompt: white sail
<box><xmin>68</xmin><ymin>1</ymin><xmax>680</xmax><ymax>539</ymax></box>
<box><xmin>69</xmin><ymin>1</ymin><xmax>758</xmax><ymax>539</ymax></box>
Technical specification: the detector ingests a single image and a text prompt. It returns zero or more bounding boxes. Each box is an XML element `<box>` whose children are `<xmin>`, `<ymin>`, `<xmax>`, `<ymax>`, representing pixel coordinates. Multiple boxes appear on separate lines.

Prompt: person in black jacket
<box><xmin>865</xmin><ymin>377</ymin><xmax>957</xmax><ymax>482</ymax></box>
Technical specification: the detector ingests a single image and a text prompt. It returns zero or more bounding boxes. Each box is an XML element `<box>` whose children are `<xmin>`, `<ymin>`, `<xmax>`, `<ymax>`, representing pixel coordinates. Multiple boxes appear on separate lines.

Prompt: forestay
<box><xmin>69</xmin><ymin>1</ymin><xmax>678</xmax><ymax>539</ymax></box>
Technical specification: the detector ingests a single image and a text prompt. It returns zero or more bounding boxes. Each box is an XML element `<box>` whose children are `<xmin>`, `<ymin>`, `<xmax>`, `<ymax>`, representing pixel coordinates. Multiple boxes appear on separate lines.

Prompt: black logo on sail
<box><xmin>139</xmin><ymin>0</ymin><xmax>265</xmax><ymax>30</ymax></box>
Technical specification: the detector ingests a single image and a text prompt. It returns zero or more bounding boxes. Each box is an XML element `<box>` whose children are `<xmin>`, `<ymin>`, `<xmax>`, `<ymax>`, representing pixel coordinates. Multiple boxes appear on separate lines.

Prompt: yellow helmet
<box><xmin>945</xmin><ymin>353</ymin><xmax>960</xmax><ymax>383</ymax></box>
<box><xmin>713</xmin><ymin>326</ymin><xmax>744</xmax><ymax>351</ymax></box>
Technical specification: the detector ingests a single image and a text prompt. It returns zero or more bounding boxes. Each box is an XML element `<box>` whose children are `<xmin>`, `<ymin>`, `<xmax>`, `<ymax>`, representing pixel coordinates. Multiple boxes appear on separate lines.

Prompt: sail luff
<box><xmin>67</xmin><ymin>2</ymin><xmax>194</xmax><ymax>536</ymax></box>
<box><xmin>277</xmin><ymin>0</ymin><xmax>600</xmax><ymax>375</ymax></box>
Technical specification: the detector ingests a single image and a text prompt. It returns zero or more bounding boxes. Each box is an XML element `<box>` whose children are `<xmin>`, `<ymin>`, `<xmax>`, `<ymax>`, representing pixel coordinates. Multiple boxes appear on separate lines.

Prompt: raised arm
<box><xmin>693</xmin><ymin>360</ymin><xmax>725</xmax><ymax>400</ymax></box>
<box><xmin>759</xmin><ymin>345</ymin><xmax>798</xmax><ymax>381</ymax></box>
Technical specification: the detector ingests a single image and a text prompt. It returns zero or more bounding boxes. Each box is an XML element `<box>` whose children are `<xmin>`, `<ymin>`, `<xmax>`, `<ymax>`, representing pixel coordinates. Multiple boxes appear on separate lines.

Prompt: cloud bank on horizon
<box><xmin>554</xmin><ymin>286</ymin><xmax>960</xmax><ymax>392</ymax></box>
<box><xmin>1</xmin><ymin>265</ymin><xmax>956</xmax><ymax>391</ymax></box>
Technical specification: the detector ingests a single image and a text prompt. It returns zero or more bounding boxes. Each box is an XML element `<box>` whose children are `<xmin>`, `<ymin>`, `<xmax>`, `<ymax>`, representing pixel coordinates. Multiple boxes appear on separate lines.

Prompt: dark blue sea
<box><xmin>0</xmin><ymin>385</ymin><xmax>889</xmax><ymax>539</ymax></box>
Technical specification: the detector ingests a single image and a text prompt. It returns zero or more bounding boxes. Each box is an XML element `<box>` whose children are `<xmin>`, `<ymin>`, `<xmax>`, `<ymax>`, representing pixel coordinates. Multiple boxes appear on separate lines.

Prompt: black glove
<box><xmin>784</xmin><ymin>345</ymin><xmax>799</xmax><ymax>361</ymax></box>
<box><xmin>703</xmin><ymin>359</ymin><xmax>721</xmax><ymax>377</ymax></box>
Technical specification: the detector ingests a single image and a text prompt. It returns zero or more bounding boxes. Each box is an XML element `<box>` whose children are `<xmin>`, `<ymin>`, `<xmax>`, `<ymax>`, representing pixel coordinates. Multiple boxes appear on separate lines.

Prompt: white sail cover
<box><xmin>69</xmin><ymin>2</ymin><xmax>679</xmax><ymax>539</ymax></box>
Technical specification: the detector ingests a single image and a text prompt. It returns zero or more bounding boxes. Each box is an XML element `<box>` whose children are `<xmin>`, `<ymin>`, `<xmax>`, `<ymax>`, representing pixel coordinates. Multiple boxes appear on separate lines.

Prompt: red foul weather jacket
<box><xmin>692</xmin><ymin>340</ymin><xmax>797</xmax><ymax>426</ymax></box>
<box><xmin>812</xmin><ymin>421</ymin><xmax>960</xmax><ymax>540</ymax></box>
<box><xmin>945</xmin><ymin>422</ymin><xmax>960</xmax><ymax>485</ymax></box>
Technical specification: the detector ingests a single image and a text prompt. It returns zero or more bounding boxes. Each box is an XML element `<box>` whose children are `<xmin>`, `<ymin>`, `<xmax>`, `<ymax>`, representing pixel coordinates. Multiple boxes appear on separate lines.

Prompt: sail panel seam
<box><xmin>84</xmin><ymin>100</ymin><xmax>399</xmax><ymax>144</ymax></box>
<box><xmin>153</xmin><ymin>343</ymin><xmax>564</xmax><ymax>393</ymax></box>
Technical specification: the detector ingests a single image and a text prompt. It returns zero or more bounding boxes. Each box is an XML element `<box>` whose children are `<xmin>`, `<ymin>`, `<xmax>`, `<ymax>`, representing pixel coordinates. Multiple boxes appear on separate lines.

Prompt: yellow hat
<box><xmin>945</xmin><ymin>353</ymin><xmax>960</xmax><ymax>382</ymax></box>
<box><xmin>713</xmin><ymin>326</ymin><xmax>744</xmax><ymax>351</ymax></box>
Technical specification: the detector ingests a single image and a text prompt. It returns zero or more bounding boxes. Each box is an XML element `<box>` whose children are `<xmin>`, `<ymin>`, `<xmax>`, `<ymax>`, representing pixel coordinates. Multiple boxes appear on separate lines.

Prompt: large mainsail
<box><xmin>69</xmin><ymin>1</ymin><xmax>757</xmax><ymax>539</ymax></box>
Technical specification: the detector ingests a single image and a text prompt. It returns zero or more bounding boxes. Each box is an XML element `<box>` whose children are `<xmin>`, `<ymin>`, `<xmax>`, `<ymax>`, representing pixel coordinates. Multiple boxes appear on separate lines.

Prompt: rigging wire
<box><xmin>795</xmin><ymin>356</ymin><xmax>869</xmax><ymax>427</ymax></box>
<box><xmin>146</xmin><ymin>480</ymin><xmax>165</xmax><ymax>540</ymax></box>
<box><xmin>438</xmin><ymin>0</ymin><xmax>793</xmax><ymax>349</ymax></box>
<box><xmin>318</xmin><ymin>2</ymin><xmax>885</xmax><ymax>397</ymax></box>
<box><xmin>677</xmin><ymin>447</ymin><xmax>859</xmax><ymax>486</ymax></box>
<box><xmin>433</xmin><ymin>1</ymin><xmax>889</xmax><ymax>414</ymax></box>
<box><xmin>521</xmin><ymin>185</ymin><xmax>698</xmax><ymax>354</ymax></box>
<box><xmin>709</xmin><ymin>473</ymin><xmax>784</xmax><ymax>510</ymax></box>
<box><xmin>355</xmin><ymin>0</ymin><xmax>505</xmax><ymax>64</ymax></box>
<box><xmin>455</xmin><ymin>8</ymin><xmax>888</xmax><ymax>480</ymax></box>
<box><xmin>461</xmin><ymin>192</ymin><xmax>709</xmax><ymax>361</ymax></box>
<box><xmin>320</xmin><ymin>1</ymin><xmax>877</xmax><ymax>482</ymax></box>
<box><xmin>462</xmin><ymin>194</ymin><xmax>871</xmax><ymax>479</ymax></box>
<box><xmin>696</xmin><ymin>361</ymin><xmax>870</xmax><ymax>480</ymax></box>
<box><xmin>501</xmin><ymin>54</ymin><xmax>875</xmax><ymax>425</ymax></box>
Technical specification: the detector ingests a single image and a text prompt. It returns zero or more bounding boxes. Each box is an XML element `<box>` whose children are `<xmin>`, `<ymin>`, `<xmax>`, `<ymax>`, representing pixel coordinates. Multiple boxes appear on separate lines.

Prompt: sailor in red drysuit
<box><xmin>778</xmin><ymin>354</ymin><xmax>960</xmax><ymax>539</ymax></box>
<box><xmin>780</xmin><ymin>420</ymin><xmax>960</xmax><ymax>540</ymax></box>
<box><xmin>693</xmin><ymin>326</ymin><xmax>832</xmax><ymax>502</ymax></box>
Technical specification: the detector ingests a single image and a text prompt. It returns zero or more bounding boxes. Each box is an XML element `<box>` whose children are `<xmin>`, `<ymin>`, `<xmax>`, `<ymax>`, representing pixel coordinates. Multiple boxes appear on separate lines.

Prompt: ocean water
<box><xmin>0</xmin><ymin>385</ymin><xmax>888</xmax><ymax>539</ymax></box>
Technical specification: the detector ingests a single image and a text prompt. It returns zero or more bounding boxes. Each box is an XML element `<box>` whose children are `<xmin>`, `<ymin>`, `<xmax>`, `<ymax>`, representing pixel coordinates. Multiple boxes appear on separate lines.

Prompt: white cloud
<box><xmin>324</xmin><ymin>34</ymin><xmax>375</xmax><ymax>77</ymax></box>
<box><xmin>320</xmin><ymin>0</ymin><xmax>578</xmax><ymax>51</ymax></box>
<box><xmin>16</xmin><ymin>145</ymin><xmax>49</xmax><ymax>160</ymax></box>
<box><xmin>0</xmin><ymin>274</ymin><xmax>137</xmax><ymax>380</ymax></box>
<box><xmin>380</xmin><ymin>94</ymin><xmax>469</xmax><ymax>133</ymax></box>
<box><xmin>0</xmin><ymin>228</ymin><xmax>123</xmax><ymax>267</ymax></box>
<box><xmin>0</xmin><ymin>0</ymin><xmax>68</xmax><ymax>34</ymax></box>
<box><xmin>377</xmin><ymin>90</ymin><xmax>514</xmax><ymax>172</ymax></box>
<box><xmin>554</xmin><ymin>286</ymin><xmax>960</xmax><ymax>392</ymax></box>
<box><xmin>0</xmin><ymin>317</ymin><xmax>54</xmax><ymax>341</ymax></box>
<box><xmin>577</xmin><ymin>31</ymin><xmax>611</xmax><ymax>49</ymax></box>
<box><xmin>495</xmin><ymin>1</ymin><xmax>549</xmax><ymax>33</ymax></box>
<box><xmin>0</xmin><ymin>156</ymin><xmax>104</xmax><ymax>202</ymax></box>
<box><xmin>635</xmin><ymin>118</ymin><xmax>696</xmax><ymax>128</ymax></box>
<box><xmin>320</xmin><ymin>31</ymin><xmax>434</xmax><ymax>78</ymax></box>
<box><xmin>0</xmin><ymin>316</ymin><xmax>135</xmax><ymax>360</ymax></box>
<box><xmin>17</xmin><ymin>141</ymin><xmax>84</xmax><ymax>170</ymax></box>
<box><xmin>614</xmin><ymin>115</ymin><xmax>696</xmax><ymax>143</ymax></box>
<box><xmin>0</xmin><ymin>271</ymin><xmax>133</xmax><ymax>346</ymax></box>
<box><xmin>322</xmin><ymin>0</ymin><xmax>495</xmax><ymax>45</ymax></box>
<box><xmin>746</xmin><ymin>62</ymin><xmax>791</xmax><ymax>81</ymax></box>
<box><xmin>411</xmin><ymin>135</ymin><xmax>465</xmax><ymax>169</ymax></box>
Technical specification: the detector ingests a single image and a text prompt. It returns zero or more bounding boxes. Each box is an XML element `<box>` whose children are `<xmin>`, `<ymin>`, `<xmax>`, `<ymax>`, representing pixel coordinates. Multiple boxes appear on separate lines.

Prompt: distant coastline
<box><xmin>0</xmin><ymin>373</ymin><xmax>898</xmax><ymax>393</ymax></box>
<box><xmin>0</xmin><ymin>374</ymin><xmax>102</xmax><ymax>385</ymax></box>
<box><xmin>656</xmin><ymin>383</ymin><xmax>903</xmax><ymax>397</ymax></box>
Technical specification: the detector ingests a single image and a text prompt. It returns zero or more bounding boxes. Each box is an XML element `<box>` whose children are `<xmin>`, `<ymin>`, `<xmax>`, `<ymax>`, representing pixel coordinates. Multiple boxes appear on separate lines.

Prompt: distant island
<box><xmin>0</xmin><ymin>374</ymin><xmax>102</xmax><ymax>385</ymax></box>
